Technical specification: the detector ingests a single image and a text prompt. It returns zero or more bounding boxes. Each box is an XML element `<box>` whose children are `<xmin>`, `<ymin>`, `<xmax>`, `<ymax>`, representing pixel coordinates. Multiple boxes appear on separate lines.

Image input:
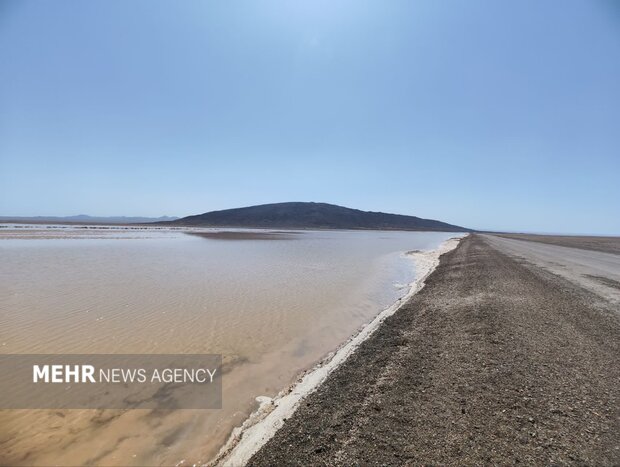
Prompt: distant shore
<box><xmin>245</xmin><ymin>234</ymin><xmax>620</xmax><ymax>465</ymax></box>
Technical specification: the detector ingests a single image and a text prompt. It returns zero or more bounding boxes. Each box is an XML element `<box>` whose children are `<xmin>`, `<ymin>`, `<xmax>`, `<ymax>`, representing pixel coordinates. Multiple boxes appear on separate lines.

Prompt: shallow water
<box><xmin>0</xmin><ymin>226</ymin><xmax>459</xmax><ymax>466</ymax></box>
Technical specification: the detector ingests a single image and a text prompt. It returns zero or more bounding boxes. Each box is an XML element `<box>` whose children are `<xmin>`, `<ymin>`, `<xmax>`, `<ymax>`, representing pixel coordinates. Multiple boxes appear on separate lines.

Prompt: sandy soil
<box><xmin>247</xmin><ymin>234</ymin><xmax>620</xmax><ymax>465</ymax></box>
<box><xmin>495</xmin><ymin>233</ymin><xmax>620</xmax><ymax>255</ymax></box>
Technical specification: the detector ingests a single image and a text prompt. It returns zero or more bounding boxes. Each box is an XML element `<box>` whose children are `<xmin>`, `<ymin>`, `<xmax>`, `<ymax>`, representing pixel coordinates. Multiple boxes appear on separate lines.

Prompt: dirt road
<box><xmin>484</xmin><ymin>234</ymin><xmax>620</xmax><ymax>304</ymax></box>
<box><xmin>493</xmin><ymin>233</ymin><xmax>620</xmax><ymax>255</ymax></box>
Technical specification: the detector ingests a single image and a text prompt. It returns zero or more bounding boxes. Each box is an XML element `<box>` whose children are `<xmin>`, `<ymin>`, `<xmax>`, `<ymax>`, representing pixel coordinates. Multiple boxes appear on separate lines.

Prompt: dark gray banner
<box><xmin>0</xmin><ymin>354</ymin><xmax>222</xmax><ymax>409</ymax></box>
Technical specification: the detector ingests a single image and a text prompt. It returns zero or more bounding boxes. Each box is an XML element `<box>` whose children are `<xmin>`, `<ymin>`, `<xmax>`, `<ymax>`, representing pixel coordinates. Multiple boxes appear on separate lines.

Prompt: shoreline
<box><xmin>211</xmin><ymin>236</ymin><xmax>464</xmax><ymax>466</ymax></box>
<box><xmin>247</xmin><ymin>234</ymin><xmax>620</xmax><ymax>465</ymax></box>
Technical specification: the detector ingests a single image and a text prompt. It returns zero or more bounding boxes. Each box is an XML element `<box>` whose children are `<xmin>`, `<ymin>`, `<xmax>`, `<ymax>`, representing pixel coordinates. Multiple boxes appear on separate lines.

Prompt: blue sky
<box><xmin>1</xmin><ymin>0</ymin><xmax>618</xmax><ymax>234</ymax></box>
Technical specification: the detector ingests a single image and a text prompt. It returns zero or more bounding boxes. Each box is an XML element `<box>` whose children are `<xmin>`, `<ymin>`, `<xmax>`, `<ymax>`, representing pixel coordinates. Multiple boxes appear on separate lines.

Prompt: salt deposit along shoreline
<box><xmin>209</xmin><ymin>236</ymin><xmax>465</xmax><ymax>466</ymax></box>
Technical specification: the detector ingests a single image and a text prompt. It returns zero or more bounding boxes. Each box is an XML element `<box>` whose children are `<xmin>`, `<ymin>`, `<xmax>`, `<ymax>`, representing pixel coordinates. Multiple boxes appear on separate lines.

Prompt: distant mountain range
<box><xmin>0</xmin><ymin>215</ymin><xmax>178</xmax><ymax>224</ymax></box>
<box><xmin>162</xmin><ymin>202</ymin><xmax>469</xmax><ymax>232</ymax></box>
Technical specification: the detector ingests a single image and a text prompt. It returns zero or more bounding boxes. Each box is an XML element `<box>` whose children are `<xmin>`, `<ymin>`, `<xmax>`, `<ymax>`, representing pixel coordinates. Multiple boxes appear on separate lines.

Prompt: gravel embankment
<box><xmin>248</xmin><ymin>234</ymin><xmax>620</xmax><ymax>465</ymax></box>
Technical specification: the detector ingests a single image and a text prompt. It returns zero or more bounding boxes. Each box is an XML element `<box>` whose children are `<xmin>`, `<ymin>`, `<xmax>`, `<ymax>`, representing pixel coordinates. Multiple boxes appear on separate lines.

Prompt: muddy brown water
<box><xmin>0</xmin><ymin>226</ymin><xmax>459</xmax><ymax>466</ymax></box>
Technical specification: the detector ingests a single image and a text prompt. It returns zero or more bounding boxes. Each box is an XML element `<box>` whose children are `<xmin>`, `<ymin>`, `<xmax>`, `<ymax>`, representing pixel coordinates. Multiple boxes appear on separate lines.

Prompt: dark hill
<box><xmin>165</xmin><ymin>202</ymin><xmax>469</xmax><ymax>232</ymax></box>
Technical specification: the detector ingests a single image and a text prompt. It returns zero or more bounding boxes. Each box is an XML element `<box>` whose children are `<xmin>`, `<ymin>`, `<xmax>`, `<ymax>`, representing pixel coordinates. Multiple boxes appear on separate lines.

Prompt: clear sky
<box><xmin>1</xmin><ymin>0</ymin><xmax>619</xmax><ymax>234</ymax></box>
